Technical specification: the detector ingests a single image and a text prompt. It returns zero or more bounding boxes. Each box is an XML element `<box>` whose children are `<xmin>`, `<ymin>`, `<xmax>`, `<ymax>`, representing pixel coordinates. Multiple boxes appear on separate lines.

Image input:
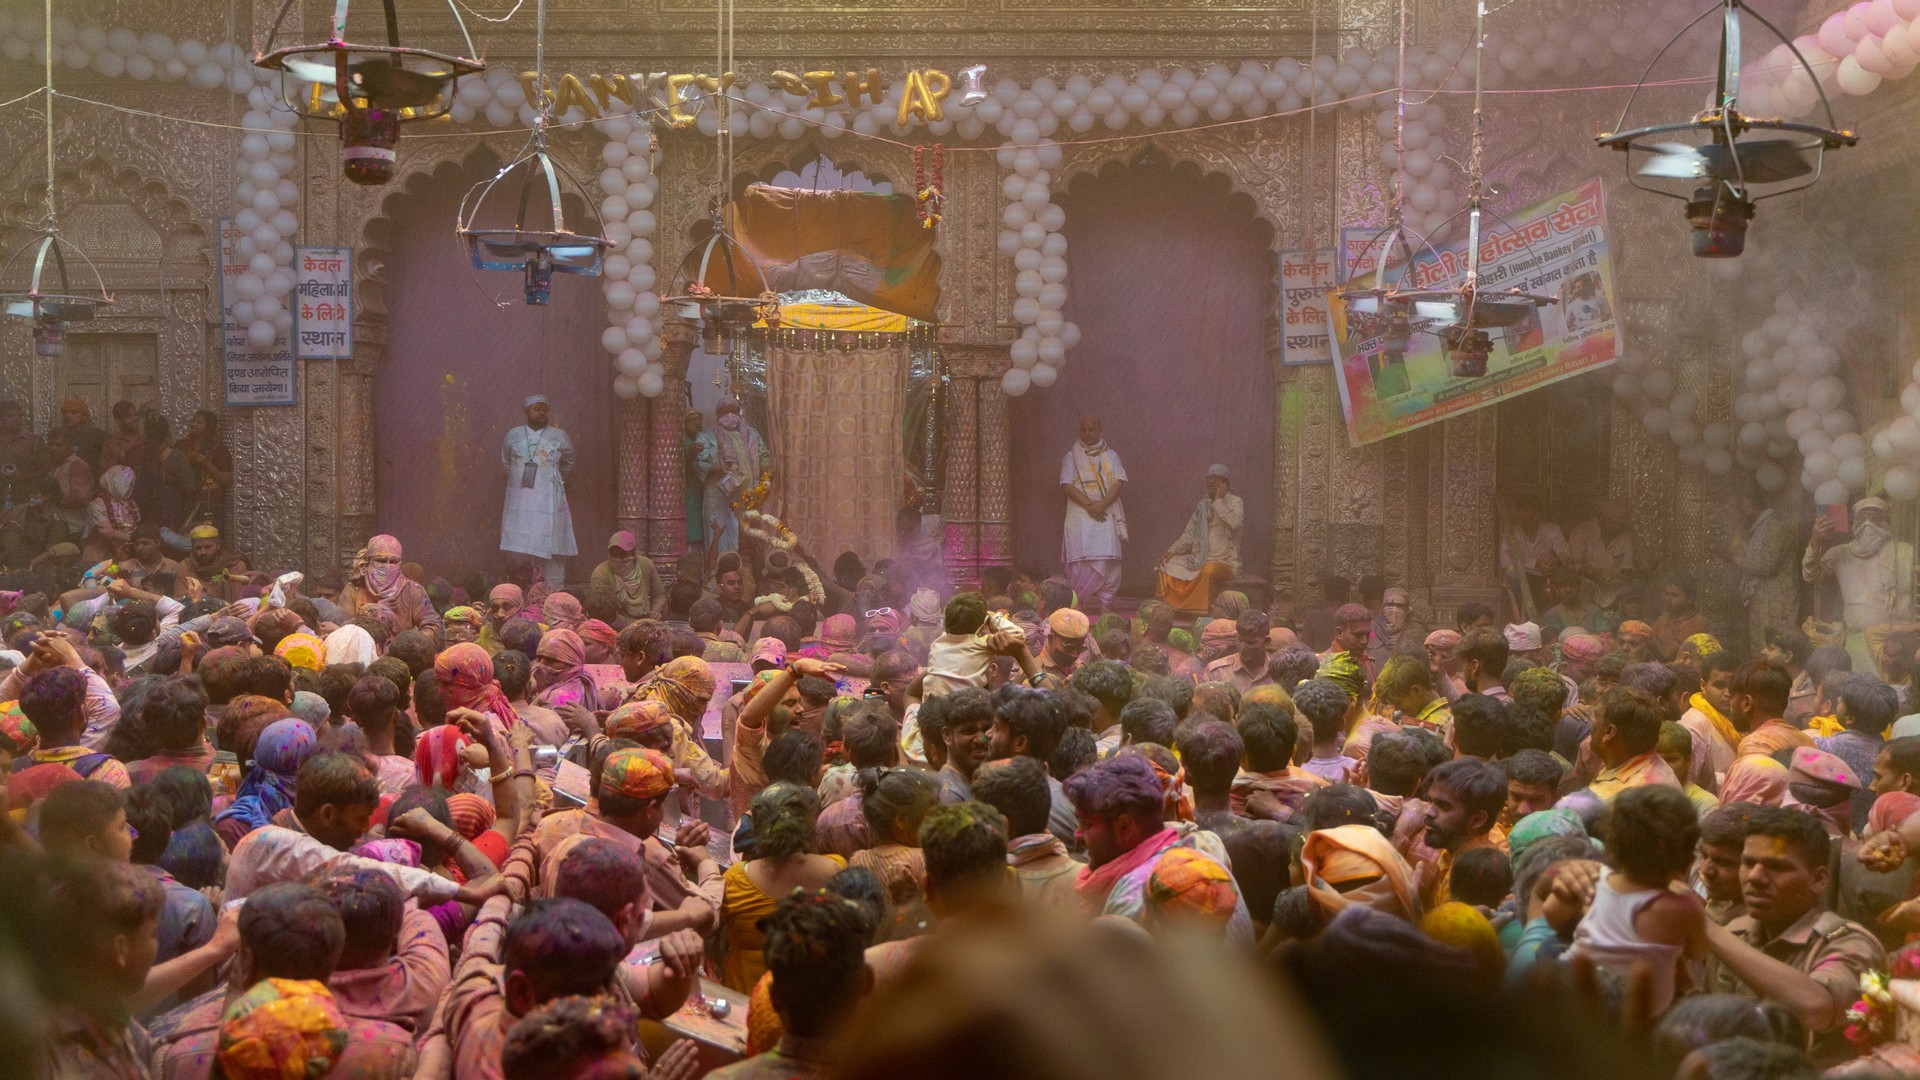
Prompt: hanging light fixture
<box><xmin>1</xmin><ymin>0</ymin><xmax>111</xmax><ymax>358</ymax></box>
<box><xmin>455</xmin><ymin>0</ymin><xmax>610</xmax><ymax>304</ymax></box>
<box><xmin>1337</xmin><ymin>0</ymin><xmax>1553</xmax><ymax>378</ymax></box>
<box><xmin>1597</xmin><ymin>0</ymin><xmax>1856</xmax><ymax>257</ymax></box>
<box><xmin>658</xmin><ymin>0</ymin><xmax>778</xmax><ymax>353</ymax></box>
<box><xmin>255</xmin><ymin>0</ymin><xmax>485</xmax><ymax>185</ymax></box>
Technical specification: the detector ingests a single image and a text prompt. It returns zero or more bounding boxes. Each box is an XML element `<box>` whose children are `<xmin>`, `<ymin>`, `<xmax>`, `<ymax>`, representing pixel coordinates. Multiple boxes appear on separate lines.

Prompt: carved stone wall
<box><xmin>0</xmin><ymin>0</ymin><xmax>1701</xmax><ymax>610</ymax></box>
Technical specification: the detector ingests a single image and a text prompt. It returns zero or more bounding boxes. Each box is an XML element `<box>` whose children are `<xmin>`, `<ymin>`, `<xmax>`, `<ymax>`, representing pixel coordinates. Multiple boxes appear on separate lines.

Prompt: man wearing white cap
<box><xmin>1805</xmin><ymin>495</ymin><xmax>1914</xmax><ymax>673</ymax></box>
<box><xmin>500</xmin><ymin>394</ymin><xmax>577</xmax><ymax>585</ymax></box>
<box><xmin>1155</xmin><ymin>463</ymin><xmax>1243</xmax><ymax>617</ymax></box>
<box><xmin>1060</xmin><ymin>416</ymin><xmax>1127</xmax><ymax>614</ymax></box>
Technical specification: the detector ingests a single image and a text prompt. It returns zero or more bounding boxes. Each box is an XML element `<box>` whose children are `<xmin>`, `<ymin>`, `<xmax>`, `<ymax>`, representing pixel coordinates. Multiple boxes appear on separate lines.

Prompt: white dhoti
<box><xmin>1061</xmin><ymin>440</ymin><xmax>1128</xmax><ymax>611</ymax></box>
<box><xmin>1067</xmin><ymin>558</ymin><xmax>1123</xmax><ymax>609</ymax></box>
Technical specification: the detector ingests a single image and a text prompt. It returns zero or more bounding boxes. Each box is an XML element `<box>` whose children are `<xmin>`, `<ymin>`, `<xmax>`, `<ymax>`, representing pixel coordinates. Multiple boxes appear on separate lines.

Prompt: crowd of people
<box><xmin>6</xmin><ymin>493</ymin><xmax>1920</xmax><ymax>1080</ymax></box>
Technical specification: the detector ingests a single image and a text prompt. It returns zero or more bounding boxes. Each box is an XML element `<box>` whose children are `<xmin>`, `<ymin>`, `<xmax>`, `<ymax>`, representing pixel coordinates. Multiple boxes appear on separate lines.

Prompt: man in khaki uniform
<box><xmin>1705</xmin><ymin>807</ymin><xmax>1885</xmax><ymax>1067</ymax></box>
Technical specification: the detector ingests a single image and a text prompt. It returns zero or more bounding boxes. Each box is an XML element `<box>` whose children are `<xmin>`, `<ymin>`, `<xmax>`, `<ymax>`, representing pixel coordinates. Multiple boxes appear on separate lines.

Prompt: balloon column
<box><xmin>594</xmin><ymin>114</ymin><xmax>664</xmax><ymax>399</ymax></box>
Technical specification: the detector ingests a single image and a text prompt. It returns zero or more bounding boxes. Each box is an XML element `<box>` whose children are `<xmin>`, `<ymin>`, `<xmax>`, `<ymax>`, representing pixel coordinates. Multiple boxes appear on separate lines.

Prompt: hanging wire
<box><xmin>41</xmin><ymin>0</ymin><xmax>55</xmax><ymax>228</ymax></box>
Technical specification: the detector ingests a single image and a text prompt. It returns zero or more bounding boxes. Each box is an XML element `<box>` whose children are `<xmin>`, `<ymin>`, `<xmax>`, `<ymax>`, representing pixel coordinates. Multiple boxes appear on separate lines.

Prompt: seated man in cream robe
<box><xmin>1156</xmin><ymin>464</ymin><xmax>1243</xmax><ymax>617</ymax></box>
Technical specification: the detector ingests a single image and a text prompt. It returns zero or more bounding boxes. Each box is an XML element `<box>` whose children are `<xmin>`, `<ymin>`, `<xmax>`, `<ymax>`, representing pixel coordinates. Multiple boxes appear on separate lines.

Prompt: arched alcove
<box><xmin>1008</xmin><ymin>157</ymin><xmax>1278</xmax><ymax>599</ymax></box>
<box><xmin>372</xmin><ymin>148</ymin><xmax>615</xmax><ymax>581</ymax></box>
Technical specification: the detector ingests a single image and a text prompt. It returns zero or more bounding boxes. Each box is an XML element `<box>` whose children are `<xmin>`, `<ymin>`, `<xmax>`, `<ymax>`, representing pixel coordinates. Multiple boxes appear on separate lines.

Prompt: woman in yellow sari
<box><xmin>720</xmin><ymin>781</ymin><xmax>846</xmax><ymax>991</ymax></box>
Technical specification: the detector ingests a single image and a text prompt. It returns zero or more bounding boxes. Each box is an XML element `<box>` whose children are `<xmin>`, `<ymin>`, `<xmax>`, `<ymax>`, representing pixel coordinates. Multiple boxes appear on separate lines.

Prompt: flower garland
<box><xmin>741</xmin><ymin>509</ymin><xmax>827</xmax><ymax>604</ymax></box>
<box><xmin>1845</xmin><ymin>947</ymin><xmax>1920</xmax><ymax>1050</ymax></box>
<box><xmin>914</xmin><ymin>143</ymin><xmax>945</xmax><ymax>230</ymax></box>
<box><xmin>730</xmin><ymin>471</ymin><xmax>774</xmax><ymax>513</ymax></box>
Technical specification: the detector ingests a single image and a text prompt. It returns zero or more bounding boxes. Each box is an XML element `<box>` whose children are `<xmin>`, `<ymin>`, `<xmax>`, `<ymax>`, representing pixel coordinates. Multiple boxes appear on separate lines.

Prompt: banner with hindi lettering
<box><xmin>1327</xmin><ymin>177</ymin><xmax>1622</xmax><ymax>446</ymax></box>
<box><xmin>217</xmin><ymin>220</ymin><xmax>297</xmax><ymax>406</ymax></box>
<box><xmin>294</xmin><ymin>247</ymin><xmax>354</xmax><ymax>360</ymax></box>
<box><xmin>1278</xmin><ymin>248</ymin><xmax>1337</xmax><ymax>365</ymax></box>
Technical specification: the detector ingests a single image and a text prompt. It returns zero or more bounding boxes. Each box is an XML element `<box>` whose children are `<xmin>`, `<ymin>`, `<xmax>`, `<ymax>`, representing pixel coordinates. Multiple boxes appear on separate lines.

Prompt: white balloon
<box><xmin>231</xmin><ymin>300</ymin><xmax>256</xmax><ymax>325</ymax></box>
<box><xmin>1036</xmin><ymin>310</ymin><xmax>1064</xmax><ymax>335</ymax></box>
<box><xmin>1011</xmin><ymin>339</ymin><xmax>1038</xmax><ymax>367</ymax></box>
<box><xmin>1669</xmin><ymin>390</ymin><xmax>1697</xmax><ymax>418</ymax></box>
<box><xmin>1701</xmin><ymin>421</ymin><xmax>1732</xmax><ymax>450</ymax></box>
<box><xmin>1738</xmin><ymin>421</ymin><xmax>1770</xmax><ymax>451</ymax></box>
<box><xmin>1037</xmin><ymin>204</ymin><xmax>1066</xmax><ymax>231</ymax></box>
<box><xmin>1807</xmin><ymin>376</ymin><xmax>1847</xmax><ymax>411</ymax></box>
<box><xmin>246</xmin><ymin>320</ymin><xmax>276</xmax><ymax>349</ymax></box>
<box><xmin>1030</xmin><ymin>362</ymin><xmax>1058</xmax><ymax>388</ymax></box>
<box><xmin>1704</xmin><ymin>449</ymin><xmax>1734</xmax><ymax>476</ymax></box>
<box><xmin>1060</xmin><ymin>323</ymin><xmax>1082</xmax><ymax>348</ymax></box>
<box><xmin>1015</xmin><ymin>270</ymin><xmax>1043</xmax><ymax>298</ymax></box>
<box><xmin>1832</xmin><ymin>432</ymin><xmax>1867</xmax><ymax>459</ymax></box>
<box><xmin>617</xmin><ymin>349</ymin><xmax>649</xmax><ymax>377</ymax></box>
<box><xmin>1038</xmin><ymin>337</ymin><xmax>1066</xmax><ymax>364</ymax></box>
<box><xmin>233</xmin><ymin>274</ymin><xmax>264</xmax><ymax>301</ymax></box>
<box><xmin>1669</xmin><ymin>418</ymin><xmax>1699</xmax><ymax>446</ymax></box>
<box><xmin>605</xmin><ymin>281</ymin><xmax>637</xmax><ymax>310</ymax></box>
<box><xmin>1822</xmin><ymin>410</ymin><xmax>1857</xmax><ymax>436</ymax></box>
<box><xmin>605</xmin><ymin>254</ymin><xmax>632</xmax><ymax>281</ymax></box>
<box><xmin>1641</xmin><ymin>407</ymin><xmax>1673</xmax><ymax>435</ymax></box>
<box><xmin>601</xmin><ymin>326</ymin><xmax>629</xmax><ymax>353</ymax></box>
<box><xmin>1804</xmin><ymin>449</ymin><xmax>1840</xmax><ymax>482</ymax></box>
<box><xmin>1888</xmin><ymin>465</ymin><xmax>1920</xmax><ymax>501</ymax></box>
<box><xmin>1838</xmin><ymin>455</ymin><xmax>1870</xmax><ymax>490</ymax></box>
<box><xmin>613</xmin><ymin>375</ymin><xmax>642</xmax><ymax>399</ymax></box>
<box><xmin>1001</xmin><ymin>368</ymin><xmax>1032</xmax><ymax>395</ymax></box>
<box><xmin>1816</xmin><ymin>478</ymin><xmax>1851</xmax><ymax>505</ymax></box>
<box><xmin>1014</xmin><ymin>247</ymin><xmax>1043</xmax><ymax>272</ymax></box>
<box><xmin>1012</xmin><ymin>297</ymin><xmax>1040</xmax><ymax>324</ymax></box>
<box><xmin>1836</xmin><ymin>54</ymin><xmax>1883</xmax><ymax>93</ymax></box>
<box><xmin>637</xmin><ymin>370</ymin><xmax>664</xmax><ymax>397</ymax></box>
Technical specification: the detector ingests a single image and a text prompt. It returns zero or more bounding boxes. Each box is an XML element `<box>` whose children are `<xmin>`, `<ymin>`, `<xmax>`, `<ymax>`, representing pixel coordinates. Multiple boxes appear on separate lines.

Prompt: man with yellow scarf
<box><xmin>1677</xmin><ymin>650</ymin><xmax>1740</xmax><ymax>793</ymax></box>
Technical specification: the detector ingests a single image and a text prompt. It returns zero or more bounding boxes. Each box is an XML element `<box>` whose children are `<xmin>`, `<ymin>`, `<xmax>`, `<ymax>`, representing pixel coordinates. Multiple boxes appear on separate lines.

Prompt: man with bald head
<box><xmin>1060</xmin><ymin>416</ymin><xmax>1127</xmax><ymax>614</ymax></box>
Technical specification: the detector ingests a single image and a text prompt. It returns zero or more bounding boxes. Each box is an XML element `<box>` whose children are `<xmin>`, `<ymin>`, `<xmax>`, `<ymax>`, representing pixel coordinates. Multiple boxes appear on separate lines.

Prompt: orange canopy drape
<box><xmin>697</xmin><ymin>186</ymin><xmax>942</xmax><ymax>322</ymax></box>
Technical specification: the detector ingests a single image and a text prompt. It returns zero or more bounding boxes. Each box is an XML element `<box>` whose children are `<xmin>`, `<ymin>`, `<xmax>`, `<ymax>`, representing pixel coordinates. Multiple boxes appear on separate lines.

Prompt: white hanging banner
<box><xmin>294</xmin><ymin>246</ymin><xmax>354</xmax><ymax>360</ymax></box>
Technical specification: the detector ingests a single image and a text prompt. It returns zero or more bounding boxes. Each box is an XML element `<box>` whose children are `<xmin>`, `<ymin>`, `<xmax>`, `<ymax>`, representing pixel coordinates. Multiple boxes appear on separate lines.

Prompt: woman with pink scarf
<box><xmin>336</xmin><ymin>534</ymin><xmax>441</xmax><ymax>633</ymax></box>
<box><xmin>532</xmin><ymin>627</ymin><xmax>605</xmax><ymax>711</ymax></box>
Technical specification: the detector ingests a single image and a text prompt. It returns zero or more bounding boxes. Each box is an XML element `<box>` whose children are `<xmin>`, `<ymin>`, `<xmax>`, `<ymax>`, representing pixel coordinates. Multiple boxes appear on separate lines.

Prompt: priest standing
<box><xmin>1060</xmin><ymin>415</ymin><xmax>1127</xmax><ymax>614</ymax></box>
<box><xmin>501</xmin><ymin>394</ymin><xmax>577</xmax><ymax>586</ymax></box>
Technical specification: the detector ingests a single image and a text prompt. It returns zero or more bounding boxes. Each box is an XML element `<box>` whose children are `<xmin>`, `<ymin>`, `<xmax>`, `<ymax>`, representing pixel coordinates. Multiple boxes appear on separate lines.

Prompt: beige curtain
<box><xmin>765</xmin><ymin>345</ymin><xmax>909</xmax><ymax>567</ymax></box>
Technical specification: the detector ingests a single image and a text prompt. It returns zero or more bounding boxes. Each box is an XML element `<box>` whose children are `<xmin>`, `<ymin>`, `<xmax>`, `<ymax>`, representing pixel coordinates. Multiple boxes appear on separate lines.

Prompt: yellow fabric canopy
<box><xmin>757</xmin><ymin>302</ymin><xmax>911</xmax><ymax>332</ymax></box>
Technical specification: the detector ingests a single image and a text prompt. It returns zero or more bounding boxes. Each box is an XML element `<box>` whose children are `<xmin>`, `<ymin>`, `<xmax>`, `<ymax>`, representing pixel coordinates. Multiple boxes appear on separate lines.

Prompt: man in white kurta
<box><xmin>1803</xmin><ymin>495</ymin><xmax>1914</xmax><ymax>674</ymax></box>
<box><xmin>500</xmin><ymin>394</ymin><xmax>577</xmax><ymax>585</ymax></box>
<box><xmin>1060</xmin><ymin>416</ymin><xmax>1127</xmax><ymax>613</ymax></box>
<box><xmin>1155</xmin><ymin>464</ymin><xmax>1243</xmax><ymax>617</ymax></box>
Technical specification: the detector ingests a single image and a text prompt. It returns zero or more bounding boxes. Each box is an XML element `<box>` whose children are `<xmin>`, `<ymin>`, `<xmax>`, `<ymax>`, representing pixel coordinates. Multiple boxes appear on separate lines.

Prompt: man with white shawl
<box><xmin>1804</xmin><ymin>495</ymin><xmax>1915</xmax><ymax>674</ymax></box>
<box><xmin>1155</xmin><ymin>464</ymin><xmax>1243</xmax><ymax>617</ymax></box>
<box><xmin>693</xmin><ymin>394</ymin><xmax>771</xmax><ymax>569</ymax></box>
<box><xmin>1060</xmin><ymin>416</ymin><xmax>1128</xmax><ymax>613</ymax></box>
<box><xmin>500</xmin><ymin>394</ymin><xmax>577</xmax><ymax>586</ymax></box>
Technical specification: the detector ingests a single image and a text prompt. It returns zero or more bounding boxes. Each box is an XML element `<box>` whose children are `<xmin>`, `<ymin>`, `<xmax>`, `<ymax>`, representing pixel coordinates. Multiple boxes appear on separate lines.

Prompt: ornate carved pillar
<box><xmin>645</xmin><ymin>319</ymin><xmax>697</xmax><ymax>574</ymax></box>
<box><xmin>939</xmin><ymin>345</ymin><xmax>999</xmax><ymax>583</ymax></box>
<box><xmin>1426</xmin><ymin>408</ymin><xmax>1504</xmax><ymax>621</ymax></box>
<box><xmin>615</xmin><ymin>395</ymin><xmax>649</xmax><ymax>540</ymax></box>
<box><xmin>977</xmin><ymin>380</ymin><xmax>1012</xmax><ymax>572</ymax></box>
<box><xmin>338</xmin><ymin>314</ymin><xmax>381</xmax><ymax>573</ymax></box>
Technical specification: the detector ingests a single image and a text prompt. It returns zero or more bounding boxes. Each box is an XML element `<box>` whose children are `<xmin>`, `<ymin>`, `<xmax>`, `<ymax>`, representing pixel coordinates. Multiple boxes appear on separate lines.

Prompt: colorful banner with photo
<box><xmin>1328</xmin><ymin>177</ymin><xmax>1622</xmax><ymax>446</ymax></box>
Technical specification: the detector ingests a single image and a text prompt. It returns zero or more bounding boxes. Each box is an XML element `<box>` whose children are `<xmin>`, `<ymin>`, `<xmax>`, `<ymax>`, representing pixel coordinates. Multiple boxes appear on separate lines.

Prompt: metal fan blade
<box><xmin>2</xmin><ymin>300</ymin><xmax>32</xmax><ymax>319</ymax></box>
<box><xmin>1637</xmin><ymin>139</ymin><xmax>1813</xmax><ymax>184</ymax></box>
<box><xmin>1412</xmin><ymin>299</ymin><xmax>1460</xmax><ymax>321</ymax></box>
